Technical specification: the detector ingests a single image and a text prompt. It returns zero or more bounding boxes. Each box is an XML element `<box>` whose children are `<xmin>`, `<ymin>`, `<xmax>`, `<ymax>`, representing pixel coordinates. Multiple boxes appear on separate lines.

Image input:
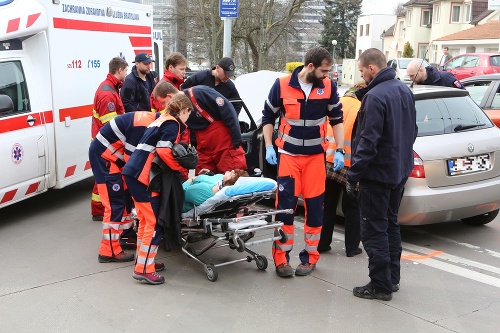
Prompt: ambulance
<box><xmin>0</xmin><ymin>0</ymin><xmax>159</xmax><ymax>209</ymax></box>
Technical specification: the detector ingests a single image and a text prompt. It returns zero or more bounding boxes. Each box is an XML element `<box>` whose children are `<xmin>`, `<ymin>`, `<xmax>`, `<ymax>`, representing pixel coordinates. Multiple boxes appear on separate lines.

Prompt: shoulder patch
<box><xmin>215</xmin><ymin>97</ymin><xmax>224</xmax><ymax>106</ymax></box>
<box><xmin>317</xmin><ymin>88</ymin><xmax>324</xmax><ymax>95</ymax></box>
<box><xmin>107</xmin><ymin>101</ymin><xmax>115</xmax><ymax>112</ymax></box>
<box><xmin>453</xmin><ymin>80</ymin><xmax>463</xmax><ymax>88</ymax></box>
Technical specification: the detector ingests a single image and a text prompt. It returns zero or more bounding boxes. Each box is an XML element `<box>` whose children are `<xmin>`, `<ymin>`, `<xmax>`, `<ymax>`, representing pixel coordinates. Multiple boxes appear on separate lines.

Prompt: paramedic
<box><xmin>90</xmin><ymin>81</ymin><xmax>179</xmax><ymax>263</ymax></box>
<box><xmin>123</xmin><ymin>94</ymin><xmax>193</xmax><ymax>285</ymax></box>
<box><xmin>91</xmin><ymin>57</ymin><xmax>129</xmax><ymax>221</ymax></box>
<box><xmin>121</xmin><ymin>52</ymin><xmax>157</xmax><ymax>112</ymax></box>
<box><xmin>406</xmin><ymin>59</ymin><xmax>464</xmax><ymax>89</ymax></box>
<box><xmin>150</xmin><ymin>52</ymin><xmax>188</xmax><ymax>112</ymax></box>
<box><xmin>348</xmin><ymin>48</ymin><xmax>417</xmax><ymax>301</ymax></box>
<box><xmin>262</xmin><ymin>46</ymin><xmax>345</xmax><ymax>277</ymax></box>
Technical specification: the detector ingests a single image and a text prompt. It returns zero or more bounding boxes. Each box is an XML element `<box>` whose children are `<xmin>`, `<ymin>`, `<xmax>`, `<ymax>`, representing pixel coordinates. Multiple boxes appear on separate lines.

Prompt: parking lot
<box><xmin>1</xmin><ymin>178</ymin><xmax>499</xmax><ymax>332</ymax></box>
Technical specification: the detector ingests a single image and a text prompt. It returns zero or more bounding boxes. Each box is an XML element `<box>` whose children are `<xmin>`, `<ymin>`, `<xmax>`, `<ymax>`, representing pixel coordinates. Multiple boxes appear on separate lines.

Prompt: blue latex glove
<box><xmin>265</xmin><ymin>145</ymin><xmax>277</xmax><ymax>165</ymax></box>
<box><xmin>333</xmin><ymin>151</ymin><xmax>345</xmax><ymax>171</ymax></box>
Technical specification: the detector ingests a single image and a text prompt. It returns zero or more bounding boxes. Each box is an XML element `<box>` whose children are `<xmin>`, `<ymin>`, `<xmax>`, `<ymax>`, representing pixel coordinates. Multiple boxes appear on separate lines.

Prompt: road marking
<box><xmin>401</xmin><ymin>250</ymin><xmax>443</xmax><ymax>260</ymax></box>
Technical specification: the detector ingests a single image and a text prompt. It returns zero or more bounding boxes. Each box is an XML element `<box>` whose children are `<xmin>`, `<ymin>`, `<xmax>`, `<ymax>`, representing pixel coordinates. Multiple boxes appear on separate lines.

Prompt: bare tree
<box><xmin>394</xmin><ymin>2</ymin><xmax>406</xmax><ymax>17</ymax></box>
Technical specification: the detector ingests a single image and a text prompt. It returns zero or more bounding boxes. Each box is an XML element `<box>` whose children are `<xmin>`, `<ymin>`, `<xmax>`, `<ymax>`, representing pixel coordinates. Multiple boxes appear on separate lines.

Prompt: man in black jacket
<box><xmin>181</xmin><ymin>57</ymin><xmax>242</xmax><ymax>114</ymax></box>
<box><xmin>407</xmin><ymin>59</ymin><xmax>464</xmax><ymax>89</ymax></box>
<box><xmin>120</xmin><ymin>52</ymin><xmax>157</xmax><ymax>112</ymax></box>
<box><xmin>347</xmin><ymin>48</ymin><xmax>418</xmax><ymax>301</ymax></box>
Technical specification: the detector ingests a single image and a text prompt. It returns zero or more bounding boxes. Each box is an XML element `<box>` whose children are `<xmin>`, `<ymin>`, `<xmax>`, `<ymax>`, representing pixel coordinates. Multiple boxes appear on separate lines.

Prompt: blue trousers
<box><xmin>358</xmin><ymin>178</ymin><xmax>406</xmax><ymax>294</ymax></box>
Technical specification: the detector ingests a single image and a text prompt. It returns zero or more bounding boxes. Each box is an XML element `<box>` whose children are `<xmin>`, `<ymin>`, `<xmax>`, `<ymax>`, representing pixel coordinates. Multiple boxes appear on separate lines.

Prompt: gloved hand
<box><xmin>346</xmin><ymin>181</ymin><xmax>359</xmax><ymax>199</ymax></box>
<box><xmin>333</xmin><ymin>151</ymin><xmax>345</xmax><ymax>171</ymax></box>
<box><xmin>265</xmin><ymin>145</ymin><xmax>277</xmax><ymax>165</ymax></box>
<box><xmin>233</xmin><ymin>141</ymin><xmax>242</xmax><ymax>150</ymax></box>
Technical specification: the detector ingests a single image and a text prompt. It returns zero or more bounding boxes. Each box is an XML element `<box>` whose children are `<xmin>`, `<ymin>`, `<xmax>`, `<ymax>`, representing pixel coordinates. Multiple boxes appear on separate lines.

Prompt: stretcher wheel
<box><xmin>277</xmin><ymin>228</ymin><xmax>288</xmax><ymax>243</ymax></box>
<box><xmin>255</xmin><ymin>255</ymin><xmax>268</xmax><ymax>270</ymax></box>
<box><xmin>205</xmin><ymin>264</ymin><xmax>218</xmax><ymax>282</ymax></box>
<box><xmin>235</xmin><ymin>237</ymin><xmax>245</xmax><ymax>253</ymax></box>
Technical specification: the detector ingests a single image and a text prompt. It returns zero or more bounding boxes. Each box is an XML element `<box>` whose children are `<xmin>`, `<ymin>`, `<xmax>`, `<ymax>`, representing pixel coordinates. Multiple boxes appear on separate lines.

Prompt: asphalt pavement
<box><xmin>1</xmin><ymin>178</ymin><xmax>500</xmax><ymax>333</ymax></box>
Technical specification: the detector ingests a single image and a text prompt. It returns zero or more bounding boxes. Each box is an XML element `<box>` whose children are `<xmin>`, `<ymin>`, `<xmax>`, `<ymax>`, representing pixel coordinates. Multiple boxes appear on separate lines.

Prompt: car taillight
<box><xmin>410</xmin><ymin>151</ymin><xmax>425</xmax><ymax>178</ymax></box>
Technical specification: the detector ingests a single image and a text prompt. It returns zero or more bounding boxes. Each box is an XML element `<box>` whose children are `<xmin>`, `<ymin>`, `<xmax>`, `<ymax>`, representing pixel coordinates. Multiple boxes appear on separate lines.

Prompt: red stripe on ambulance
<box><xmin>26</xmin><ymin>13</ymin><xmax>41</xmax><ymax>28</ymax></box>
<box><xmin>84</xmin><ymin>161</ymin><xmax>92</xmax><ymax>171</ymax></box>
<box><xmin>59</xmin><ymin>105</ymin><xmax>93</xmax><ymax>122</ymax></box>
<box><xmin>129</xmin><ymin>36</ymin><xmax>151</xmax><ymax>47</ymax></box>
<box><xmin>65</xmin><ymin>165</ymin><xmax>77</xmax><ymax>178</ymax></box>
<box><xmin>6</xmin><ymin>17</ymin><xmax>20</xmax><ymax>33</ymax></box>
<box><xmin>0</xmin><ymin>110</ymin><xmax>53</xmax><ymax>134</ymax></box>
<box><xmin>53</xmin><ymin>18</ymin><xmax>151</xmax><ymax>34</ymax></box>
<box><xmin>1</xmin><ymin>189</ymin><xmax>17</xmax><ymax>204</ymax></box>
<box><xmin>25</xmin><ymin>182</ymin><xmax>41</xmax><ymax>195</ymax></box>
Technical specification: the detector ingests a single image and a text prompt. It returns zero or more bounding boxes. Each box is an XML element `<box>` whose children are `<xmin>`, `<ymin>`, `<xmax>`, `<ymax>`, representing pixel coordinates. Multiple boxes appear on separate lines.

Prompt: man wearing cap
<box><xmin>181</xmin><ymin>57</ymin><xmax>242</xmax><ymax>115</ymax></box>
<box><xmin>120</xmin><ymin>52</ymin><xmax>157</xmax><ymax>113</ymax></box>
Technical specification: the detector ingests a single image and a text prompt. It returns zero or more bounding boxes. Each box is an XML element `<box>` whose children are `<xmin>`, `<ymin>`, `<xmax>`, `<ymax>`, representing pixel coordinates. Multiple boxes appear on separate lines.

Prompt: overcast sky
<box><xmin>362</xmin><ymin>0</ymin><xmax>403</xmax><ymax>15</ymax></box>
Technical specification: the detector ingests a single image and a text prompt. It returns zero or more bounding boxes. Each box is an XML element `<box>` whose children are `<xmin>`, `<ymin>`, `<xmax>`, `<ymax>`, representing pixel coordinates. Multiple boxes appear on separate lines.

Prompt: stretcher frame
<box><xmin>180</xmin><ymin>189</ymin><xmax>292</xmax><ymax>282</ymax></box>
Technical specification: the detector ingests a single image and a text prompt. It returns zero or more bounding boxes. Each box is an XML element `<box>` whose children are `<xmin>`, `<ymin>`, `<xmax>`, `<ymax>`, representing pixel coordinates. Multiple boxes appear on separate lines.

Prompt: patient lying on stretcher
<box><xmin>182</xmin><ymin>169</ymin><xmax>249</xmax><ymax>213</ymax></box>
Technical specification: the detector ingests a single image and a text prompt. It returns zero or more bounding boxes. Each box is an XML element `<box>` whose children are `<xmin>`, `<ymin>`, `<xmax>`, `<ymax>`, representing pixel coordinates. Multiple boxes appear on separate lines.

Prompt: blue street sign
<box><xmin>220</xmin><ymin>0</ymin><xmax>238</xmax><ymax>18</ymax></box>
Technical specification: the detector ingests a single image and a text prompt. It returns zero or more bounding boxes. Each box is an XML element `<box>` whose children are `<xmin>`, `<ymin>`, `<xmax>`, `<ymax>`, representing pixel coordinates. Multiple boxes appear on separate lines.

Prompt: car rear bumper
<box><xmin>398</xmin><ymin>176</ymin><xmax>500</xmax><ymax>225</ymax></box>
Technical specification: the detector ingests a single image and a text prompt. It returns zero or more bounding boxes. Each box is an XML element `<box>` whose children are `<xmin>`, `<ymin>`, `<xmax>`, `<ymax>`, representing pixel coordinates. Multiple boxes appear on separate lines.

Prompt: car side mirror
<box><xmin>0</xmin><ymin>94</ymin><xmax>14</xmax><ymax>113</ymax></box>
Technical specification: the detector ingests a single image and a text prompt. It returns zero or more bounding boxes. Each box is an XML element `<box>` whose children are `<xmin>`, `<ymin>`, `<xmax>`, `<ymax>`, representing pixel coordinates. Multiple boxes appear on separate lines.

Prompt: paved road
<box><xmin>1</xmin><ymin>178</ymin><xmax>499</xmax><ymax>332</ymax></box>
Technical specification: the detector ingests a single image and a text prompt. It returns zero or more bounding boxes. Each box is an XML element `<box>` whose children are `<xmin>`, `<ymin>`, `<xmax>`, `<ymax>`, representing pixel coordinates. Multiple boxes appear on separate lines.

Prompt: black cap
<box><xmin>218</xmin><ymin>57</ymin><xmax>235</xmax><ymax>77</ymax></box>
<box><xmin>133</xmin><ymin>52</ymin><xmax>153</xmax><ymax>64</ymax></box>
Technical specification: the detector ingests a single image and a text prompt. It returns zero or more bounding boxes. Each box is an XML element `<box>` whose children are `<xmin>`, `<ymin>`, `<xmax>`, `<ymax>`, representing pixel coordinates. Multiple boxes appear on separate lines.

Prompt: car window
<box><xmin>491</xmin><ymin>85</ymin><xmax>500</xmax><ymax>109</ymax></box>
<box><xmin>463</xmin><ymin>56</ymin><xmax>479</xmax><ymax>68</ymax></box>
<box><xmin>415</xmin><ymin>99</ymin><xmax>446</xmax><ymax>136</ymax></box>
<box><xmin>441</xmin><ymin>96</ymin><xmax>493</xmax><ymax>130</ymax></box>
<box><xmin>464</xmin><ymin>81</ymin><xmax>491</xmax><ymax>105</ymax></box>
<box><xmin>490</xmin><ymin>56</ymin><xmax>500</xmax><ymax>66</ymax></box>
<box><xmin>445</xmin><ymin>56</ymin><xmax>465</xmax><ymax>70</ymax></box>
<box><xmin>0</xmin><ymin>60</ymin><xmax>30</xmax><ymax>115</ymax></box>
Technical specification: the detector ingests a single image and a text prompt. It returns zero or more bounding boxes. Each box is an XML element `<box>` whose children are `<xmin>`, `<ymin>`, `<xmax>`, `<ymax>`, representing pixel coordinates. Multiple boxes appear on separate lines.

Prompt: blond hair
<box><xmin>166</xmin><ymin>93</ymin><xmax>192</xmax><ymax>116</ymax></box>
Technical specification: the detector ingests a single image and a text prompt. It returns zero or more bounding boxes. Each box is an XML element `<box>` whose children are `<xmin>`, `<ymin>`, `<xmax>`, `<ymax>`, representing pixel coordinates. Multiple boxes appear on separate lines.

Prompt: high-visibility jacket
<box><xmin>122</xmin><ymin>114</ymin><xmax>186</xmax><ymax>186</ymax></box>
<box><xmin>91</xmin><ymin>73</ymin><xmax>124</xmax><ymax>138</ymax></box>
<box><xmin>261</xmin><ymin>65</ymin><xmax>343</xmax><ymax>155</ymax></box>
<box><xmin>326</xmin><ymin>94</ymin><xmax>361</xmax><ymax>167</ymax></box>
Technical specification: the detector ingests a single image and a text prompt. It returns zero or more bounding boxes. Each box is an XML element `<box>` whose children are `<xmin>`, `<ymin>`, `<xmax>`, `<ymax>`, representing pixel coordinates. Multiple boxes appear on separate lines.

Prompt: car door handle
<box><xmin>26</xmin><ymin>117</ymin><xmax>36</xmax><ymax>124</ymax></box>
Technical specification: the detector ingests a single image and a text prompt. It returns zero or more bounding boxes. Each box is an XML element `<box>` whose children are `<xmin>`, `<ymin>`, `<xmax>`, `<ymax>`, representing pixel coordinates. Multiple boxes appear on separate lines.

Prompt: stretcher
<box><xmin>180</xmin><ymin>177</ymin><xmax>291</xmax><ymax>281</ymax></box>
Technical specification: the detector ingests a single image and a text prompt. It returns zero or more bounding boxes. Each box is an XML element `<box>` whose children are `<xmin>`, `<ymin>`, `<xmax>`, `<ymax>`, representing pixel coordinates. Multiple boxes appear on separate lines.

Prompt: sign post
<box><xmin>219</xmin><ymin>0</ymin><xmax>239</xmax><ymax>58</ymax></box>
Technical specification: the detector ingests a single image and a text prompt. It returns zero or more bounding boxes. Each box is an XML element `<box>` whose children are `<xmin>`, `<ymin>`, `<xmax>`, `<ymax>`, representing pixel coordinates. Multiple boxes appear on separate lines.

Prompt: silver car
<box><xmin>398</xmin><ymin>86</ymin><xmax>500</xmax><ymax>225</ymax></box>
<box><xmin>387</xmin><ymin>58</ymin><xmax>430</xmax><ymax>85</ymax></box>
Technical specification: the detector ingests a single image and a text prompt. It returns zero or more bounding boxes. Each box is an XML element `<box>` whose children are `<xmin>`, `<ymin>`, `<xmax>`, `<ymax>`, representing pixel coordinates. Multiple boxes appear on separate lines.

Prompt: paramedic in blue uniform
<box><xmin>406</xmin><ymin>59</ymin><xmax>464</xmax><ymax>89</ymax></box>
<box><xmin>347</xmin><ymin>48</ymin><xmax>417</xmax><ymax>301</ymax></box>
<box><xmin>121</xmin><ymin>52</ymin><xmax>157</xmax><ymax>112</ymax></box>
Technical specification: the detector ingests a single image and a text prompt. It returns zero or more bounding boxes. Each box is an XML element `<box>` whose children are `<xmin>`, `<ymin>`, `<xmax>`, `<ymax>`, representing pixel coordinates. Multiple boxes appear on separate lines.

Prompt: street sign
<box><xmin>220</xmin><ymin>0</ymin><xmax>238</xmax><ymax>18</ymax></box>
<box><xmin>488</xmin><ymin>0</ymin><xmax>500</xmax><ymax>10</ymax></box>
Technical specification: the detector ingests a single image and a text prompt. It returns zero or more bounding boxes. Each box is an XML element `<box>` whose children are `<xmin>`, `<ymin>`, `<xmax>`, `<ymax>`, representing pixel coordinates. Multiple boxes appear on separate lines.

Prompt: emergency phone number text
<box><xmin>66</xmin><ymin>60</ymin><xmax>101</xmax><ymax>69</ymax></box>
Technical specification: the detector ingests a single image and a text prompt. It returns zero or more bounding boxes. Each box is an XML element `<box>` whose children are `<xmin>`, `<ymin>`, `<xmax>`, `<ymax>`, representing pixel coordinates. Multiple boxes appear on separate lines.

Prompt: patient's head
<box><xmin>223</xmin><ymin>169</ymin><xmax>249</xmax><ymax>186</ymax></box>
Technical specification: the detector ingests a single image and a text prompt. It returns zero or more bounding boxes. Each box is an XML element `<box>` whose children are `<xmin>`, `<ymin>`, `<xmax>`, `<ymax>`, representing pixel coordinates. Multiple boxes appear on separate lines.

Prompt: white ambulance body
<box><xmin>0</xmin><ymin>0</ymin><xmax>153</xmax><ymax>208</ymax></box>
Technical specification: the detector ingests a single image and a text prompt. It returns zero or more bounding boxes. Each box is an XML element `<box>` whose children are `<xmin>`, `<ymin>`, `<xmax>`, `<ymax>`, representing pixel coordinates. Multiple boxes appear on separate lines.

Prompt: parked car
<box><xmin>461</xmin><ymin>74</ymin><xmax>500</xmax><ymax>127</ymax></box>
<box><xmin>387</xmin><ymin>58</ymin><xmax>430</xmax><ymax>84</ymax></box>
<box><xmin>329</xmin><ymin>64</ymin><xmax>343</xmax><ymax>86</ymax></box>
<box><xmin>235</xmin><ymin>72</ymin><xmax>500</xmax><ymax>226</ymax></box>
<box><xmin>443</xmin><ymin>53</ymin><xmax>500</xmax><ymax>80</ymax></box>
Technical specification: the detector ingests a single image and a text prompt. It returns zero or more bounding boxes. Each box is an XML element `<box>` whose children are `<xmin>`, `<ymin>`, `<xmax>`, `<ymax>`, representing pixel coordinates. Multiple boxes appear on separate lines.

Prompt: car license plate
<box><xmin>447</xmin><ymin>154</ymin><xmax>491</xmax><ymax>176</ymax></box>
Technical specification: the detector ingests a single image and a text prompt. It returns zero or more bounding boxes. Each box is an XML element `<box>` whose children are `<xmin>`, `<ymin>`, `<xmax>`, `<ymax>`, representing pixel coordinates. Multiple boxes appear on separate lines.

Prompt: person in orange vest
<box><xmin>91</xmin><ymin>57</ymin><xmax>129</xmax><ymax>221</ymax></box>
<box><xmin>123</xmin><ymin>93</ymin><xmax>193</xmax><ymax>285</ymax></box>
<box><xmin>150</xmin><ymin>52</ymin><xmax>188</xmax><ymax>112</ymax></box>
<box><xmin>262</xmin><ymin>47</ymin><xmax>345</xmax><ymax>277</ymax></box>
<box><xmin>319</xmin><ymin>81</ymin><xmax>367</xmax><ymax>257</ymax></box>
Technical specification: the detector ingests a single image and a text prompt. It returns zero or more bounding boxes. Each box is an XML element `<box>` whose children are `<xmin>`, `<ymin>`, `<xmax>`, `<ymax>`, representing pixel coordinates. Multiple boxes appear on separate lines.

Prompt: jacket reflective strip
<box><xmin>282</xmin><ymin>116</ymin><xmax>326</xmax><ymax>127</ymax></box>
<box><xmin>139</xmin><ymin>244</ymin><xmax>158</xmax><ymax>254</ymax></box>
<box><xmin>304</xmin><ymin>233</ymin><xmax>321</xmax><ymax>241</ymax></box>
<box><xmin>102</xmin><ymin>233</ymin><xmax>120</xmax><ymax>240</ymax></box>
<box><xmin>110</xmin><ymin>118</ymin><xmax>126</xmax><ymax>144</ymax></box>
<box><xmin>305</xmin><ymin>244</ymin><xmax>318</xmax><ymax>252</ymax></box>
<box><xmin>328</xmin><ymin>101</ymin><xmax>341</xmax><ymax>110</ymax></box>
<box><xmin>156</xmin><ymin>141</ymin><xmax>173</xmax><ymax>148</ymax></box>
<box><xmin>100</xmin><ymin>112</ymin><xmax>118</xmax><ymax>124</ymax></box>
<box><xmin>91</xmin><ymin>193</ymin><xmax>101</xmax><ymax>202</ymax></box>
<box><xmin>95</xmin><ymin>133</ymin><xmax>125</xmax><ymax>161</ymax></box>
<box><xmin>137</xmin><ymin>143</ymin><xmax>156</xmax><ymax>153</ymax></box>
<box><xmin>277</xmin><ymin>132</ymin><xmax>325</xmax><ymax>146</ymax></box>
<box><xmin>266</xmin><ymin>99</ymin><xmax>280</xmax><ymax>113</ymax></box>
<box><xmin>136</xmin><ymin>256</ymin><xmax>154</xmax><ymax>265</ymax></box>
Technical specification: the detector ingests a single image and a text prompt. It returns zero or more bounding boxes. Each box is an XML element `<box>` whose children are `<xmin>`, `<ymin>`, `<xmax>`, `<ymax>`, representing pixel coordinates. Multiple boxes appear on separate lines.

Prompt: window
<box><xmin>0</xmin><ymin>61</ymin><xmax>30</xmax><ymax>116</ymax></box>
<box><xmin>399</xmin><ymin>21</ymin><xmax>405</xmax><ymax>37</ymax></box>
<box><xmin>442</xmin><ymin>96</ymin><xmax>492</xmax><ymax>131</ymax></box>
<box><xmin>415</xmin><ymin>99</ymin><xmax>446</xmax><ymax>136</ymax></box>
<box><xmin>434</xmin><ymin>5</ymin><xmax>441</xmax><ymax>24</ymax></box>
<box><xmin>465</xmin><ymin>4</ymin><xmax>472</xmax><ymax>22</ymax></box>
<box><xmin>407</xmin><ymin>10</ymin><xmax>412</xmax><ymax>26</ymax></box>
<box><xmin>420</xmin><ymin>45</ymin><xmax>429</xmax><ymax>60</ymax></box>
<box><xmin>490</xmin><ymin>56</ymin><xmax>500</xmax><ymax>66</ymax></box>
<box><xmin>366</xmin><ymin>24</ymin><xmax>370</xmax><ymax>36</ymax></box>
<box><xmin>422</xmin><ymin>10</ymin><xmax>431</xmax><ymax>26</ymax></box>
<box><xmin>464</xmin><ymin>81</ymin><xmax>491</xmax><ymax>105</ymax></box>
<box><xmin>463</xmin><ymin>56</ymin><xmax>479</xmax><ymax>68</ymax></box>
<box><xmin>445</xmin><ymin>56</ymin><xmax>465</xmax><ymax>70</ymax></box>
<box><xmin>359</xmin><ymin>25</ymin><xmax>363</xmax><ymax>36</ymax></box>
<box><xmin>451</xmin><ymin>5</ymin><xmax>461</xmax><ymax>23</ymax></box>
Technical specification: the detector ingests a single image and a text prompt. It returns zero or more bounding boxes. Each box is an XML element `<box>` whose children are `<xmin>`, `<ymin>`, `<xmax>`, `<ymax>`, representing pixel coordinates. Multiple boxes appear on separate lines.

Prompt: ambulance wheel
<box><xmin>235</xmin><ymin>237</ymin><xmax>245</xmax><ymax>253</ymax></box>
<box><xmin>278</xmin><ymin>229</ymin><xmax>288</xmax><ymax>243</ymax></box>
<box><xmin>205</xmin><ymin>264</ymin><xmax>218</xmax><ymax>282</ymax></box>
<box><xmin>255</xmin><ymin>255</ymin><xmax>268</xmax><ymax>270</ymax></box>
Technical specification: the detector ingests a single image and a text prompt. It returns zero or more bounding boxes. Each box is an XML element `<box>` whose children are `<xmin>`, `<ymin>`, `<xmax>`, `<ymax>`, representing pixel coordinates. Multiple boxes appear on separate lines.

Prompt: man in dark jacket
<box><xmin>120</xmin><ymin>52</ymin><xmax>157</xmax><ymax>112</ymax></box>
<box><xmin>407</xmin><ymin>59</ymin><xmax>464</xmax><ymax>89</ymax></box>
<box><xmin>347</xmin><ymin>48</ymin><xmax>418</xmax><ymax>301</ymax></box>
<box><xmin>181</xmin><ymin>57</ymin><xmax>242</xmax><ymax>114</ymax></box>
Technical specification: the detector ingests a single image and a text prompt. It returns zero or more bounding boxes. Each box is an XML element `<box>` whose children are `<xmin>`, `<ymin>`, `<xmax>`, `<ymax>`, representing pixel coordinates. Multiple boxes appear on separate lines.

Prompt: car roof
<box><xmin>411</xmin><ymin>85</ymin><xmax>469</xmax><ymax>99</ymax></box>
<box><xmin>461</xmin><ymin>73</ymin><xmax>500</xmax><ymax>82</ymax></box>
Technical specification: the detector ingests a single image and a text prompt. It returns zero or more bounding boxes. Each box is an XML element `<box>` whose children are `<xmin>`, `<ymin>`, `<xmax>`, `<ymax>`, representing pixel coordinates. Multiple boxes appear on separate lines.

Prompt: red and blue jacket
<box><xmin>261</xmin><ymin>65</ymin><xmax>343</xmax><ymax>155</ymax></box>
